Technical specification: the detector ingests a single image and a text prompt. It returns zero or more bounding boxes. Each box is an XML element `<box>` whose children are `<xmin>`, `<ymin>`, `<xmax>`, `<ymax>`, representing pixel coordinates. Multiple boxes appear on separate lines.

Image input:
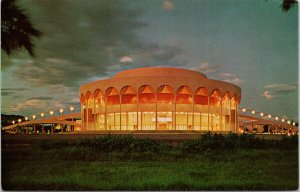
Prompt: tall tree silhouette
<box><xmin>1</xmin><ymin>0</ymin><xmax>41</xmax><ymax>56</ymax></box>
<box><xmin>281</xmin><ymin>0</ymin><xmax>298</xmax><ymax>12</ymax></box>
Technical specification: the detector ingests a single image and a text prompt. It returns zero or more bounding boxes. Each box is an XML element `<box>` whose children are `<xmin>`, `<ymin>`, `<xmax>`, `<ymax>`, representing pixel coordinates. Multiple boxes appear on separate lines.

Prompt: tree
<box><xmin>1</xmin><ymin>0</ymin><xmax>41</xmax><ymax>56</ymax></box>
<box><xmin>281</xmin><ymin>0</ymin><xmax>298</xmax><ymax>12</ymax></box>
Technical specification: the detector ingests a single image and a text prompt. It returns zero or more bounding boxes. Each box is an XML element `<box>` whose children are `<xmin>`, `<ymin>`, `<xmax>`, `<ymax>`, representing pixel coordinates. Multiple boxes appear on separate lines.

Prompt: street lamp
<box><xmin>59</xmin><ymin>108</ymin><xmax>64</xmax><ymax>132</ymax></box>
<box><xmin>287</xmin><ymin>120</ymin><xmax>291</xmax><ymax>124</ymax></box>
<box><xmin>292</xmin><ymin>122</ymin><xmax>296</xmax><ymax>126</ymax></box>
<box><xmin>12</xmin><ymin>120</ymin><xmax>15</xmax><ymax>124</ymax></box>
<box><xmin>281</xmin><ymin>118</ymin><xmax>285</xmax><ymax>122</ymax></box>
<box><xmin>242</xmin><ymin>108</ymin><xmax>246</xmax><ymax>113</ymax></box>
<box><xmin>251</xmin><ymin>110</ymin><xmax>255</xmax><ymax>115</ymax></box>
<box><xmin>24</xmin><ymin>117</ymin><xmax>29</xmax><ymax>134</ymax></box>
<box><xmin>268</xmin><ymin>114</ymin><xmax>271</xmax><ymax>119</ymax></box>
<box><xmin>70</xmin><ymin>106</ymin><xmax>74</xmax><ymax>132</ymax></box>
<box><xmin>40</xmin><ymin>113</ymin><xmax>45</xmax><ymax>134</ymax></box>
<box><xmin>275</xmin><ymin>116</ymin><xmax>279</xmax><ymax>121</ymax></box>
<box><xmin>49</xmin><ymin>110</ymin><xmax>54</xmax><ymax>134</ymax></box>
<box><xmin>260</xmin><ymin>112</ymin><xmax>264</xmax><ymax>117</ymax></box>
<box><xmin>18</xmin><ymin>118</ymin><xmax>21</xmax><ymax>123</ymax></box>
<box><xmin>32</xmin><ymin>114</ymin><xmax>37</xmax><ymax>134</ymax></box>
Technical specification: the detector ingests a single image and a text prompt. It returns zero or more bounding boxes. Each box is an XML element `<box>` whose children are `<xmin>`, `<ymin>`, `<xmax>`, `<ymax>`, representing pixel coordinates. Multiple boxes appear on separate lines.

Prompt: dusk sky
<box><xmin>1</xmin><ymin>0</ymin><xmax>298</xmax><ymax>121</ymax></box>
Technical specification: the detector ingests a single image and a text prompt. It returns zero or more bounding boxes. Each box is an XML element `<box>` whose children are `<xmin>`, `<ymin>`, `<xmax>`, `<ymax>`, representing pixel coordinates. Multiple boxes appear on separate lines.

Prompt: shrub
<box><xmin>33</xmin><ymin>135</ymin><xmax>171</xmax><ymax>153</ymax></box>
<box><xmin>181</xmin><ymin>132</ymin><xmax>298</xmax><ymax>153</ymax></box>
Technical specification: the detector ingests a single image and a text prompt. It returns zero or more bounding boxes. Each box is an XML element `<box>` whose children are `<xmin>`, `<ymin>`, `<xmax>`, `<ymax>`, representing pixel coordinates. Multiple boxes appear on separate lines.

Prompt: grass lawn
<box><xmin>2</xmin><ymin>147</ymin><xmax>298</xmax><ymax>190</ymax></box>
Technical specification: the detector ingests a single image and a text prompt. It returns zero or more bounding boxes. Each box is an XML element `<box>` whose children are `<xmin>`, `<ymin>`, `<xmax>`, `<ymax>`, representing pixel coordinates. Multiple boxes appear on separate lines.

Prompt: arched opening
<box><xmin>157</xmin><ymin>85</ymin><xmax>174</xmax><ymax>130</ymax></box>
<box><xmin>80</xmin><ymin>93</ymin><xmax>86</xmax><ymax>105</ymax></box>
<box><xmin>120</xmin><ymin>86</ymin><xmax>137</xmax><ymax>131</ymax></box>
<box><xmin>194</xmin><ymin>87</ymin><xmax>209</xmax><ymax>131</ymax></box>
<box><xmin>209</xmin><ymin>89</ymin><xmax>222</xmax><ymax>131</ymax></box>
<box><xmin>222</xmin><ymin>91</ymin><xmax>231</xmax><ymax>131</ymax></box>
<box><xmin>105</xmin><ymin>87</ymin><xmax>120</xmax><ymax>131</ymax></box>
<box><xmin>194</xmin><ymin>87</ymin><xmax>209</xmax><ymax>105</ymax></box>
<box><xmin>176</xmin><ymin>86</ymin><xmax>193</xmax><ymax>130</ymax></box>
<box><xmin>157</xmin><ymin>85</ymin><xmax>174</xmax><ymax>103</ymax></box>
<box><xmin>121</xmin><ymin>86</ymin><xmax>137</xmax><ymax>104</ymax></box>
<box><xmin>94</xmin><ymin>89</ymin><xmax>105</xmax><ymax>130</ymax></box>
<box><xmin>138</xmin><ymin>85</ymin><xmax>155</xmax><ymax>104</ymax></box>
<box><xmin>230</xmin><ymin>94</ymin><xmax>238</xmax><ymax>132</ymax></box>
<box><xmin>105</xmin><ymin>87</ymin><xmax>120</xmax><ymax>105</ymax></box>
<box><xmin>85</xmin><ymin>91</ymin><xmax>93</xmax><ymax>131</ymax></box>
<box><xmin>80</xmin><ymin>93</ymin><xmax>86</xmax><ymax>131</ymax></box>
<box><xmin>138</xmin><ymin>85</ymin><xmax>156</xmax><ymax>130</ymax></box>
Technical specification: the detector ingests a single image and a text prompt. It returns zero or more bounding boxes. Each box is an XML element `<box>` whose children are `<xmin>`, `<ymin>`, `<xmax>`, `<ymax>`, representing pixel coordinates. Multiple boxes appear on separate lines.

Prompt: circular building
<box><xmin>79</xmin><ymin>67</ymin><xmax>241</xmax><ymax>132</ymax></box>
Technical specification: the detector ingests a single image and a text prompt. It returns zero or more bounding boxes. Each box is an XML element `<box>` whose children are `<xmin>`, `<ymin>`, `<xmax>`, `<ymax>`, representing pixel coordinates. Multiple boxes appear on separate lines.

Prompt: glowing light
<box><xmin>251</xmin><ymin>110</ymin><xmax>255</xmax><ymax>115</ymax></box>
<box><xmin>281</xmin><ymin>118</ymin><xmax>285</xmax><ymax>122</ymax></box>
<box><xmin>70</xmin><ymin>106</ymin><xmax>74</xmax><ymax>112</ymax></box>
<box><xmin>292</xmin><ymin>122</ymin><xmax>295</xmax><ymax>126</ymax></box>
<box><xmin>60</xmin><ymin>108</ymin><xmax>64</xmax><ymax>114</ymax></box>
<box><xmin>32</xmin><ymin>114</ymin><xmax>36</xmax><ymax>120</ymax></box>
<box><xmin>12</xmin><ymin>120</ymin><xmax>15</xmax><ymax>124</ymax></box>
<box><xmin>287</xmin><ymin>120</ymin><xmax>291</xmax><ymax>124</ymax></box>
<box><xmin>260</xmin><ymin>112</ymin><xmax>264</xmax><ymax>117</ymax></box>
<box><xmin>268</xmin><ymin>114</ymin><xmax>271</xmax><ymax>119</ymax></box>
<box><xmin>275</xmin><ymin>116</ymin><xmax>278</xmax><ymax>121</ymax></box>
<box><xmin>119</xmin><ymin>55</ymin><xmax>133</xmax><ymax>63</ymax></box>
<box><xmin>152</xmin><ymin>117</ymin><xmax>172</xmax><ymax>122</ymax></box>
<box><xmin>18</xmin><ymin>118</ymin><xmax>21</xmax><ymax>123</ymax></box>
<box><xmin>242</xmin><ymin>108</ymin><xmax>246</xmax><ymax>113</ymax></box>
<box><xmin>50</xmin><ymin>110</ymin><xmax>54</xmax><ymax>116</ymax></box>
<box><xmin>25</xmin><ymin>117</ymin><xmax>28</xmax><ymax>121</ymax></box>
<box><xmin>41</xmin><ymin>113</ymin><xmax>44</xmax><ymax>118</ymax></box>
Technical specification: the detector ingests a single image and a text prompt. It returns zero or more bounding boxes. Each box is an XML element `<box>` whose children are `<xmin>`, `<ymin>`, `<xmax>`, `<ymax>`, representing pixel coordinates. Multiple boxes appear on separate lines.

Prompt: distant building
<box><xmin>79</xmin><ymin>67</ymin><xmax>241</xmax><ymax>132</ymax></box>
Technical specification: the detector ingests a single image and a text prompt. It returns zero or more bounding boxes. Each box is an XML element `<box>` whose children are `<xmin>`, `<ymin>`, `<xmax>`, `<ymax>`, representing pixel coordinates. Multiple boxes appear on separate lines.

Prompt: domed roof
<box><xmin>113</xmin><ymin>67</ymin><xmax>207</xmax><ymax>79</ymax></box>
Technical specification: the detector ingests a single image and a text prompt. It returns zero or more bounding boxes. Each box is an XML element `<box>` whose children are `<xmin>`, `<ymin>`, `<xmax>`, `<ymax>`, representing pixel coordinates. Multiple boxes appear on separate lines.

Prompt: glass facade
<box><xmin>81</xmin><ymin>85</ymin><xmax>239</xmax><ymax>132</ymax></box>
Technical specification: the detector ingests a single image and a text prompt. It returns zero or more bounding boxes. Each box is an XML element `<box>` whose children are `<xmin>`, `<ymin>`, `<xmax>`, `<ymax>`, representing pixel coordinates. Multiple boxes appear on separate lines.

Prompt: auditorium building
<box><xmin>79</xmin><ymin>67</ymin><xmax>241</xmax><ymax>132</ymax></box>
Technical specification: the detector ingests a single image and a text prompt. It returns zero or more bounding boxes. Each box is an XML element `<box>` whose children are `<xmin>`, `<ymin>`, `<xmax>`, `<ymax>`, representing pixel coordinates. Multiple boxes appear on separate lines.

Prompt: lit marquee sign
<box><xmin>152</xmin><ymin>117</ymin><xmax>172</xmax><ymax>122</ymax></box>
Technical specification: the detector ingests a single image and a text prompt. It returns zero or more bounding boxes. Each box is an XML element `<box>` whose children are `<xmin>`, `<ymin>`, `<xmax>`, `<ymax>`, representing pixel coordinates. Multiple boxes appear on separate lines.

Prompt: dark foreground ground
<box><xmin>2</xmin><ymin>133</ymin><xmax>299</xmax><ymax>190</ymax></box>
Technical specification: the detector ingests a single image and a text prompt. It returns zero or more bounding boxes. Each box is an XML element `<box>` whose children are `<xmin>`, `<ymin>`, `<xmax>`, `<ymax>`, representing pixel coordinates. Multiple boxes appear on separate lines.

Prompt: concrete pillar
<box><xmin>119</xmin><ymin>95</ymin><xmax>121</xmax><ymax>131</ymax></box>
<box><xmin>192</xmin><ymin>94</ymin><xmax>194</xmax><ymax>131</ymax></box>
<box><xmin>155</xmin><ymin>93</ymin><xmax>158</xmax><ymax>131</ymax></box>
<box><xmin>259</xmin><ymin>124</ymin><xmax>262</xmax><ymax>134</ymax></box>
<box><xmin>208</xmin><ymin>96</ymin><xmax>210</xmax><ymax>131</ymax></box>
<box><xmin>137</xmin><ymin>94</ymin><xmax>139</xmax><ymax>130</ymax></box>
<box><xmin>174</xmin><ymin>95</ymin><xmax>176</xmax><ymax>130</ymax></box>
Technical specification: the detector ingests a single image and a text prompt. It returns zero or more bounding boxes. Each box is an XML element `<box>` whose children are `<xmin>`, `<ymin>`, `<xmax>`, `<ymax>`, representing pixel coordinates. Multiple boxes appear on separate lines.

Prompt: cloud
<box><xmin>193</xmin><ymin>63</ymin><xmax>221</xmax><ymax>74</ymax></box>
<box><xmin>29</xmin><ymin>97</ymin><xmax>53</xmax><ymax>101</ymax></box>
<box><xmin>223</xmin><ymin>77</ymin><xmax>243</xmax><ymax>85</ymax></box>
<box><xmin>119</xmin><ymin>55</ymin><xmax>133</xmax><ymax>63</ymax></box>
<box><xmin>262</xmin><ymin>91</ymin><xmax>276</xmax><ymax>100</ymax></box>
<box><xmin>262</xmin><ymin>83</ymin><xmax>297</xmax><ymax>101</ymax></box>
<box><xmin>220</xmin><ymin>73</ymin><xmax>234</xmax><ymax>78</ymax></box>
<box><xmin>264</xmin><ymin>83</ymin><xmax>297</xmax><ymax>94</ymax></box>
<box><xmin>163</xmin><ymin>0</ymin><xmax>175</xmax><ymax>11</ymax></box>
<box><xmin>10</xmin><ymin>99</ymin><xmax>48</xmax><ymax>112</ymax></box>
<box><xmin>219</xmin><ymin>72</ymin><xmax>243</xmax><ymax>85</ymax></box>
<box><xmin>1</xmin><ymin>88</ymin><xmax>29</xmax><ymax>98</ymax></box>
<box><xmin>8</xmin><ymin>0</ymin><xmax>183</xmax><ymax>89</ymax></box>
